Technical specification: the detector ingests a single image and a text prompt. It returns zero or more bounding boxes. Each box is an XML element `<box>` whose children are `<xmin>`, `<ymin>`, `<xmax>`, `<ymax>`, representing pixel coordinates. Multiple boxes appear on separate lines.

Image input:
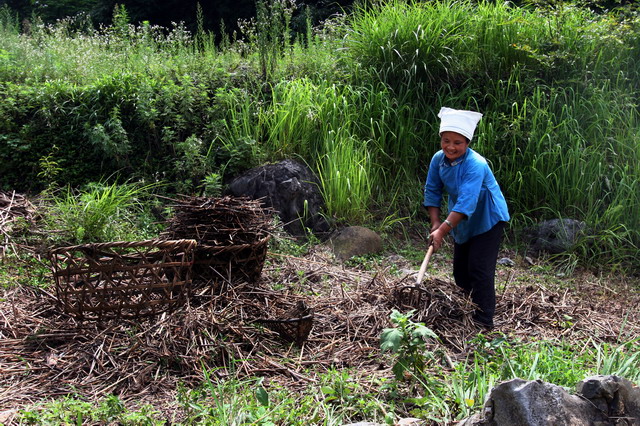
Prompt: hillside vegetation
<box><xmin>1</xmin><ymin>1</ymin><xmax>639</xmax><ymax>269</ymax></box>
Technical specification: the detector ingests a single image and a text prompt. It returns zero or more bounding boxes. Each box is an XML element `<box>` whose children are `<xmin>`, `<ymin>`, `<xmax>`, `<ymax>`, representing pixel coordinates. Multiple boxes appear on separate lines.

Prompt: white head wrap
<box><xmin>438</xmin><ymin>107</ymin><xmax>483</xmax><ymax>141</ymax></box>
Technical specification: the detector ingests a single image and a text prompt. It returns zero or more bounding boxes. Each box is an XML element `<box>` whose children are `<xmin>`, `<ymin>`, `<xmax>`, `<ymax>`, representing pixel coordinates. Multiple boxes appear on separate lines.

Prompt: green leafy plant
<box><xmin>37</xmin><ymin>145</ymin><xmax>62</xmax><ymax>190</ymax></box>
<box><xmin>594</xmin><ymin>337</ymin><xmax>640</xmax><ymax>382</ymax></box>
<box><xmin>201</xmin><ymin>171</ymin><xmax>223</xmax><ymax>197</ymax></box>
<box><xmin>319</xmin><ymin>369</ymin><xmax>391</xmax><ymax>423</ymax></box>
<box><xmin>0</xmin><ymin>251</ymin><xmax>51</xmax><ymax>289</ymax></box>
<box><xmin>320</xmin><ymin>369</ymin><xmax>358</xmax><ymax>405</ymax></box>
<box><xmin>381</xmin><ymin>309</ymin><xmax>439</xmax><ymax>380</ymax></box>
<box><xmin>17</xmin><ymin>395</ymin><xmax>163</xmax><ymax>425</ymax></box>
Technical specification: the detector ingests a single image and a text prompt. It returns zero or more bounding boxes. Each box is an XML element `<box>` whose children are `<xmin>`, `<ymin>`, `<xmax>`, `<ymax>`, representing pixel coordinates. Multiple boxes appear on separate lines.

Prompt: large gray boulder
<box><xmin>226</xmin><ymin>159</ymin><xmax>330</xmax><ymax>237</ymax></box>
<box><xmin>460</xmin><ymin>376</ymin><xmax>640</xmax><ymax>426</ymax></box>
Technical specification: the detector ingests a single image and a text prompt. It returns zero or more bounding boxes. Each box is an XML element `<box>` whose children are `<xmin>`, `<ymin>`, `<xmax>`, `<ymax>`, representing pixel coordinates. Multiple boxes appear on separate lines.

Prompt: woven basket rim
<box><xmin>196</xmin><ymin>235</ymin><xmax>271</xmax><ymax>250</ymax></box>
<box><xmin>48</xmin><ymin>238</ymin><xmax>198</xmax><ymax>255</ymax></box>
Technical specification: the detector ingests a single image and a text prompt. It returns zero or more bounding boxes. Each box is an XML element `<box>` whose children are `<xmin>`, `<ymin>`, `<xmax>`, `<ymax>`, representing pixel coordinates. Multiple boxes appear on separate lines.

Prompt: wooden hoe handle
<box><xmin>416</xmin><ymin>245</ymin><xmax>434</xmax><ymax>285</ymax></box>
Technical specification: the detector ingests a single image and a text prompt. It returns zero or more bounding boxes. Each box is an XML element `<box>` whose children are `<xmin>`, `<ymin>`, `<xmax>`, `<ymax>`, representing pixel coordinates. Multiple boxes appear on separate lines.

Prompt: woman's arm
<box><xmin>427</xmin><ymin>206</ymin><xmax>442</xmax><ymax>232</ymax></box>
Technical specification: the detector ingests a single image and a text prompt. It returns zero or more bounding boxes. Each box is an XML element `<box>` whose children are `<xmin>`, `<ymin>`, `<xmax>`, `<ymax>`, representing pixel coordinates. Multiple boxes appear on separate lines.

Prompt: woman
<box><xmin>423</xmin><ymin>107</ymin><xmax>510</xmax><ymax>329</ymax></box>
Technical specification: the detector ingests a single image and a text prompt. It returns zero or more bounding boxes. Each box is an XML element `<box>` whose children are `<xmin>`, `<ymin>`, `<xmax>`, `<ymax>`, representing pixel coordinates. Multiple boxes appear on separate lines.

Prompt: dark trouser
<box><xmin>453</xmin><ymin>221</ymin><xmax>505</xmax><ymax>326</ymax></box>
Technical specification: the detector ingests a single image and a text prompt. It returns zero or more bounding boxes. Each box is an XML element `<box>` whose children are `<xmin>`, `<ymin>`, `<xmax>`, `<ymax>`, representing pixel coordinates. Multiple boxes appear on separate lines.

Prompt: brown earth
<box><xmin>1</xmin><ymin>242</ymin><xmax>639</xmax><ymax>420</ymax></box>
<box><xmin>1</xmin><ymin>191</ymin><xmax>639</xmax><ymax>422</ymax></box>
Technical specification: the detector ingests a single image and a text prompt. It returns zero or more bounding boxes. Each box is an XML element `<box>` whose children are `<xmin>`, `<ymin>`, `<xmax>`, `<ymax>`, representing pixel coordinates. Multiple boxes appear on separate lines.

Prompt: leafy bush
<box><xmin>0</xmin><ymin>0</ymin><xmax>639</xmax><ymax>267</ymax></box>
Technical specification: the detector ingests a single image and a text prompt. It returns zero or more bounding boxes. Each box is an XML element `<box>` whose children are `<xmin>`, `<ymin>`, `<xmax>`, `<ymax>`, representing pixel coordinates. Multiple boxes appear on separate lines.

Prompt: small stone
<box><xmin>329</xmin><ymin>226</ymin><xmax>382</xmax><ymax>261</ymax></box>
<box><xmin>497</xmin><ymin>257</ymin><xmax>515</xmax><ymax>267</ymax></box>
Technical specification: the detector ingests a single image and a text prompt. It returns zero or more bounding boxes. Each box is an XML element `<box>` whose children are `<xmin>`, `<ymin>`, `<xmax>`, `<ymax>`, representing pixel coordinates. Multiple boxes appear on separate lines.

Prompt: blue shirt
<box><xmin>423</xmin><ymin>148</ymin><xmax>510</xmax><ymax>244</ymax></box>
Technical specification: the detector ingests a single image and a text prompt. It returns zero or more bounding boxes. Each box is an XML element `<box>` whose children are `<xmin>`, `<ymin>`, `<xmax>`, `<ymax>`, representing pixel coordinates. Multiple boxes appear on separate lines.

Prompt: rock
<box><xmin>497</xmin><ymin>257</ymin><xmax>515</xmax><ymax>267</ymax></box>
<box><xmin>459</xmin><ymin>378</ymin><xmax>609</xmax><ymax>425</ymax></box>
<box><xmin>577</xmin><ymin>375</ymin><xmax>640</xmax><ymax>421</ymax></box>
<box><xmin>459</xmin><ymin>376</ymin><xmax>640</xmax><ymax>425</ymax></box>
<box><xmin>226</xmin><ymin>159</ymin><xmax>330</xmax><ymax>237</ymax></box>
<box><xmin>329</xmin><ymin>226</ymin><xmax>382</xmax><ymax>261</ymax></box>
<box><xmin>524</xmin><ymin>218</ymin><xmax>586</xmax><ymax>255</ymax></box>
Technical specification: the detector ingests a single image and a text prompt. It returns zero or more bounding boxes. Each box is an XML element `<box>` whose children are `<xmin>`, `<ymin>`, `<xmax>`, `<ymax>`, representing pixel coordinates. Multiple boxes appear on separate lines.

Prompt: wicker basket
<box><xmin>254</xmin><ymin>301</ymin><xmax>314</xmax><ymax>346</ymax></box>
<box><xmin>164</xmin><ymin>196</ymin><xmax>273</xmax><ymax>285</ymax></box>
<box><xmin>192</xmin><ymin>235</ymin><xmax>271</xmax><ymax>284</ymax></box>
<box><xmin>48</xmin><ymin>239</ymin><xmax>197</xmax><ymax>320</ymax></box>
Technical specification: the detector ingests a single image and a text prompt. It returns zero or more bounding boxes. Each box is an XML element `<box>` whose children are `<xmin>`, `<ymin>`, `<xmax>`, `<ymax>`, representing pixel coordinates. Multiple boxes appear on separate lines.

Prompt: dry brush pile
<box><xmin>0</xmin><ymin>194</ymin><xmax>639</xmax><ymax>413</ymax></box>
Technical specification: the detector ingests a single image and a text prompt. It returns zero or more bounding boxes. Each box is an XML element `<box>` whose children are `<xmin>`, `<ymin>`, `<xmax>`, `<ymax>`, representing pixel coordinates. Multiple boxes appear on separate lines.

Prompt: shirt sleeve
<box><xmin>423</xmin><ymin>152</ymin><xmax>443</xmax><ymax>208</ymax></box>
<box><xmin>452</xmin><ymin>158</ymin><xmax>485</xmax><ymax>217</ymax></box>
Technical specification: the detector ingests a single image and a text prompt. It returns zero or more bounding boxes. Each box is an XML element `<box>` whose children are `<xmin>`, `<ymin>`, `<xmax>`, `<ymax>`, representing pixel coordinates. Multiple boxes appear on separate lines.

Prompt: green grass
<box><xmin>40</xmin><ymin>180</ymin><xmax>161</xmax><ymax>245</ymax></box>
<box><xmin>18</xmin><ymin>394</ymin><xmax>164</xmax><ymax>425</ymax></box>
<box><xmin>0</xmin><ymin>252</ymin><xmax>50</xmax><ymax>289</ymax></box>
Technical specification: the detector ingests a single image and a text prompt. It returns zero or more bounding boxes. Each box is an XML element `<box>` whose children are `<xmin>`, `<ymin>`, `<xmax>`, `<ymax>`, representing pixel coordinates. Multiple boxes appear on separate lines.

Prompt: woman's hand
<box><xmin>429</xmin><ymin>227</ymin><xmax>447</xmax><ymax>252</ymax></box>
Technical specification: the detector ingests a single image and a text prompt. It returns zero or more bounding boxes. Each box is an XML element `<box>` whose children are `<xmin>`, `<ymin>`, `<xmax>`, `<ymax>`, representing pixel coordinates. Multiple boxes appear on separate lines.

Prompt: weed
<box><xmin>344</xmin><ymin>253</ymin><xmax>384</xmax><ymax>271</ymax></box>
<box><xmin>17</xmin><ymin>394</ymin><xmax>164</xmax><ymax>425</ymax></box>
<box><xmin>0</xmin><ymin>251</ymin><xmax>51</xmax><ymax>289</ymax></box>
<box><xmin>380</xmin><ymin>309</ymin><xmax>439</xmax><ymax>381</ymax></box>
<box><xmin>319</xmin><ymin>369</ymin><xmax>390</xmax><ymax>423</ymax></box>
<box><xmin>201</xmin><ymin>172</ymin><xmax>223</xmax><ymax>197</ymax></box>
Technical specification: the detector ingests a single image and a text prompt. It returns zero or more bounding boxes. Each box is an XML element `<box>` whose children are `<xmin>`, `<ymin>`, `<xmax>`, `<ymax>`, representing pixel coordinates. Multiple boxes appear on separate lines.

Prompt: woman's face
<box><xmin>440</xmin><ymin>131</ymin><xmax>469</xmax><ymax>162</ymax></box>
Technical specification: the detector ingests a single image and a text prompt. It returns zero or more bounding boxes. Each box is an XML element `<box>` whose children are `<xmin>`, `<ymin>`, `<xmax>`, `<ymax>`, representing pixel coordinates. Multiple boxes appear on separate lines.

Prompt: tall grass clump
<box><xmin>41</xmin><ymin>181</ymin><xmax>158</xmax><ymax>245</ymax></box>
<box><xmin>317</xmin><ymin>129</ymin><xmax>376</xmax><ymax>224</ymax></box>
<box><xmin>491</xmin><ymin>83</ymin><xmax>640</xmax><ymax>268</ymax></box>
<box><xmin>345</xmin><ymin>0</ymin><xmax>472</xmax><ymax>98</ymax></box>
<box><xmin>260</xmin><ymin>79</ymin><xmax>379</xmax><ymax>223</ymax></box>
<box><xmin>224</xmin><ymin>78</ymin><xmax>425</xmax><ymax>223</ymax></box>
<box><xmin>0</xmin><ymin>4</ymin><xmax>19</xmax><ymax>36</ymax></box>
<box><xmin>346</xmin><ymin>1</ymin><xmax>640</xmax><ymax>95</ymax></box>
<box><xmin>594</xmin><ymin>337</ymin><xmax>640</xmax><ymax>383</ymax></box>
